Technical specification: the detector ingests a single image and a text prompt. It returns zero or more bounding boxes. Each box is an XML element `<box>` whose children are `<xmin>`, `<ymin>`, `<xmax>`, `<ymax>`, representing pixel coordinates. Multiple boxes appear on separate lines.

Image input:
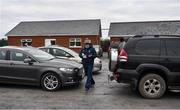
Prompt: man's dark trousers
<box><xmin>83</xmin><ymin>63</ymin><xmax>95</xmax><ymax>89</ymax></box>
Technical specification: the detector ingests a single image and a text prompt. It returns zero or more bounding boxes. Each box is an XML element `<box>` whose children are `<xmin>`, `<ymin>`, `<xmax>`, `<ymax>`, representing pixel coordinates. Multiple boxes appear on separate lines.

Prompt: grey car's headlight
<box><xmin>76</xmin><ymin>60</ymin><xmax>82</xmax><ymax>64</ymax></box>
<box><xmin>59</xmin><ymin>67</ymin><xmax>73</xmax><ymax>72</ymax></box>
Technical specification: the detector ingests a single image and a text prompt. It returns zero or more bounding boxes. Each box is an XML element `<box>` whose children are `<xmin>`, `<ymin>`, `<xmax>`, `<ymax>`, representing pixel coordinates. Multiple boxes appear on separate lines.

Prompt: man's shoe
<box><xmin>91</xmin><ymin>81</ymin><xmax>95</xmax><ymax>85</ymax></box>
<box><xmin>90</xmin><ymin>84</ymin><xmax>95</xmax><ymax>88</ymax></box>
<box><xmin>85</xmin><ymin>87</ymin><xmax>89</xmax><ymax>91</ymax></box>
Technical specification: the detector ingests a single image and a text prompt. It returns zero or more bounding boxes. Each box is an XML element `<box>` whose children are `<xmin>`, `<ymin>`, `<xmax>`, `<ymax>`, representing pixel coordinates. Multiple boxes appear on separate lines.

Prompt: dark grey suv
<box><xmin>114</xmin><ymin>35</ymin><xmax>180</xmax><ymax>98</ymax></box>
<box><xmin>0</xmin><ymin>46</ymin><xmax>83</xmax><ymax>91</ymax></box>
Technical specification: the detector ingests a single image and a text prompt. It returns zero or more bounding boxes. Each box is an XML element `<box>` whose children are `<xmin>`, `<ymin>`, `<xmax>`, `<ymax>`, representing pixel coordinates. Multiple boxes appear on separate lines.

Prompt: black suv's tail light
<box><xmin>118</xmin><ymin>49</ymin><xmax>128</xmax><ymax>62</ymax></box>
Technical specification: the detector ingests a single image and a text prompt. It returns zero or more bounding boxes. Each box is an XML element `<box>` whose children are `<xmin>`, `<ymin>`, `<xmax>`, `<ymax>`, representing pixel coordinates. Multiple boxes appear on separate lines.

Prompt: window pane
<box><xmin>76</xmin><ymin>42</ymin><xmax>81</xmax><ymax>46</ymax></box>
<box><xmin>21</xmin><ymin>39</ymin><xmax>32</xmax><ymax>46</ymax></box>
<box><xmin>135</xmin><ymin>40</ymin><xmax>160</xmax><ymax>55</ymax></box>
<box><xmin>51</xmin><ymin>40</ymin><xmax>56</xmax><ymax>45</ymax></box>
<box><xmin>69</xmin><ymin>38</ymin><xmax>81</xmax><ymax>47</ymax></box>
<box><xmin>70</xmin><ymin>42</ymin><xmax>75</xmax><ymax>46</ymax></box>
<box><xmin>21</xmin><ymin>40</ymin><xmax>26</xmax><ymax>42</ymax></box>
<box><xmin>27</xmin><ymin>42</ymin><xmax>32</xmax><ymax>46</ymax></box>
<box><xmin>76</xmin><ymin>38</ymin><xmax>81</xmax><ymax>42</ymax></box>
<box><xmin>52</xmin><ymin>49</ymin><xmax>66</xmax><ymax>56</ymax></box>
<box><xmin>0</xmin><ymin>50</ymin><xmax>6</xmax><ymax>60</ymax></box>
<box><xmin>166</xmin><ymin>40</ymin><xmax>180</xmax><ymax>56</ymax></box>
<box><xmin>11</xmin><ymin>51</ymin><xmax>27</xmax><ymax>61</ymax></box>
<box><xmin>70</xmin><ymin>38</ymin><xmax>75</xmax><ymax>42</ymax></box>
<box><xmin>27</xmin><ymin>39</ymin><xmax>32</xmax><ymax>42</ymax></box>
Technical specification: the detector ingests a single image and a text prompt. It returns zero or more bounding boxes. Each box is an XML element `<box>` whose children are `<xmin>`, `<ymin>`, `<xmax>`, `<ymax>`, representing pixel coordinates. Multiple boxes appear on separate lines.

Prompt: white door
<box><xmin>45</xmin><ymin>39</ymin><xmax>56</xmax><ymax>46</ymax></box>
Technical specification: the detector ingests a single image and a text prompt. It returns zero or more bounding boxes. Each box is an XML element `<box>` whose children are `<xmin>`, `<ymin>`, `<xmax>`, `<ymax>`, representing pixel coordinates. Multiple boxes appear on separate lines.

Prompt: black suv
<box><xmin>114</xmin><ymin>35</ymin><xmax>180</xmax><ymax>99</ymax></box>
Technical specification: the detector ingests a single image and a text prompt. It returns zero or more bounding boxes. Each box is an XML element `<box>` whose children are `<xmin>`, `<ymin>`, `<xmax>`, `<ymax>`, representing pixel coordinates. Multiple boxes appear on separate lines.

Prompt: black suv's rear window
<box><xmin>135</xmin><ymin>39</ymin><xmax>160</xmax><ymax>55</ymax></box>
<box><xmin>166</xmin><ymin>40</ymin><xmax>180</xmax><ymax>56</ymax></box>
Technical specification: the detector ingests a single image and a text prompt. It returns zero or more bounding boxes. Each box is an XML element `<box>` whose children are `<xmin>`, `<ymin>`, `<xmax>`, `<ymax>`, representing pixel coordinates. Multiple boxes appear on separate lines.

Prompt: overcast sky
<box><xmin>0</xmin><ymin>0</ymin><xmax>180</xmax><ymax>39</ymax></box>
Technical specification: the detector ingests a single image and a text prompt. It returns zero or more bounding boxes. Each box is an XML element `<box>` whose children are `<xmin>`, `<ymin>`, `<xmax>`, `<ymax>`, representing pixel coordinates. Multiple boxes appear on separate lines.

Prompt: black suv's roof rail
<box><xmin>133</xmin><ymin>35</ymin><xmax>180</xmax><ymax>38</ymax></box>
<box><xmin>133</xmin><ymin>35</ymin><xmax>160</xmax><ymax>38</ymax></box>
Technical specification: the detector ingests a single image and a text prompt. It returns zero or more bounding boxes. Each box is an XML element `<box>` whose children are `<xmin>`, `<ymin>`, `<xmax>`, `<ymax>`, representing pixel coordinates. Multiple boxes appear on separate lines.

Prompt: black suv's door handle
<box><xmin>10</xmin><ymin>62</ymin><xmax>15</xmax><ymax>65</ymax></box>
<box><xmin>164</xmin><ymin>58</ymin><xmax>170</xmax><ymax>62</ymax></box>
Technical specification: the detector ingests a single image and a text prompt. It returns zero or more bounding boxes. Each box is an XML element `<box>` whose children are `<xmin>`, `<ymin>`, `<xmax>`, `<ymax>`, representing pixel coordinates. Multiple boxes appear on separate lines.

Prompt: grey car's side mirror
<box><xmin>24</xmin><ymin>58</ymin><xmax>33</xmax><ymax>64</ymax></box>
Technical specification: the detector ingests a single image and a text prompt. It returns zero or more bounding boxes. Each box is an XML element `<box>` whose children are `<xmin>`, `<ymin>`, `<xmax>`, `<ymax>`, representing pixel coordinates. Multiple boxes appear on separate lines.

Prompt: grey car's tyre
<box><xmin>138</xmin><ymin>74</ymin><xmax>166</xmax><ymax>99</ymax></box>
<box><xmin>41</xmin><ymin>73</ymin><xmax>61</xmax><ymax>91</ymax></box>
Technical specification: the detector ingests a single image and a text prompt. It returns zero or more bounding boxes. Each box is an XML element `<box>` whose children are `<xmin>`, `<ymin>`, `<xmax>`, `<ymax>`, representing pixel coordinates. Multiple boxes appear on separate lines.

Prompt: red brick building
<box><xmin>6</xmin><ymin>19</ymin><xmax>102</xmax><ymax>52</ymax></box>
<box><xmin>109</xmin><ymin>20</ymin><xmax>180</xmax><ymax>43</ymax></box>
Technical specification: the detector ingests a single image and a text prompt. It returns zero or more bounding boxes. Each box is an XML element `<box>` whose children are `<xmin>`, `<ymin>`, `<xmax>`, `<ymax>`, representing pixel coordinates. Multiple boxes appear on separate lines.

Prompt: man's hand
<box><xmin>88</xmin><ymin>54</ymin><xmax>92</xmax><ymax>57</ymax></box>
<box><xmin>82</xmin><ymin>55</ymin><xmax>87</xmax><ymax>58</ymax></box>
<box><xmin>82</xmin><ymin>53</ymin><xmax>87</xmax><ymax>58</ymax></box>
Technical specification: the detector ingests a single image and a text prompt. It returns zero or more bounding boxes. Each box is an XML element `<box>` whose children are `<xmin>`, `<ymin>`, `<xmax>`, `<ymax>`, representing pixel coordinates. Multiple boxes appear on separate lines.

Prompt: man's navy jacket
<box><xmin>79</xmin><ymin>46</ymin><xmax>97</xmax><ymax>64</ymax></box>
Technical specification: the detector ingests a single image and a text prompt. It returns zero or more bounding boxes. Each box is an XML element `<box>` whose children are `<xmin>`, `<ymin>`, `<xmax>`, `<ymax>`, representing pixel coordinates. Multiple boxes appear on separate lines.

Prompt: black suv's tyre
<box><xmin>41</xmin><ymin>73</ymin><xmax>61</xmax><ymax>91</ymax></box>
<box><xmin>138</xmin><ymin>74</ymin><xmax>166</xmax><ymax>99</ymax></box>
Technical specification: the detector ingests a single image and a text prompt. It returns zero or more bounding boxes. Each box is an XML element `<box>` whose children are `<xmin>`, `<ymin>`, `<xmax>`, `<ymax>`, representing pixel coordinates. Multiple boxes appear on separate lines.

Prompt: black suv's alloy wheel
<box><xmin>41</xmin><ymin>73</ymin><xmax>61</xmax><ymax>91</ymax></box>
<box><xmin>138</xmin><ymin>74</ymin><xmax>166</xmax><ymax>99</ymax></box>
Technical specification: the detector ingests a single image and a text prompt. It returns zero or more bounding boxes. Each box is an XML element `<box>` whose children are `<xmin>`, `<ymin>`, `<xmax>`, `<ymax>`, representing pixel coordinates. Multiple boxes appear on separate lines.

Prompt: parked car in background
<box><xmin>114</xmin><ymin>35</ymin><xmax>180</xmax><ymax>99</ymax></box>
<box><xmin>39</xmin><ymin>45</ymin><xmax>102</xmax><ymax>72</ymax></box>
<box><xmin>0</xmin><ymin>46</ymin><xmax>83</xmax><ymax>91</ymax></box>
<box><xmin>93</xmin><ymin>45</ymin><xmax>103</xmax><ymax>57</ymax></box>
<box><xmin>108</xmin><ymin>42</ymin><xmax>119</xmax><ymax>57</ymax></box>
<box><xmin>109</xmin><ymin>40</ymin><xmax>126</xmax><ymax>72</ymax></box>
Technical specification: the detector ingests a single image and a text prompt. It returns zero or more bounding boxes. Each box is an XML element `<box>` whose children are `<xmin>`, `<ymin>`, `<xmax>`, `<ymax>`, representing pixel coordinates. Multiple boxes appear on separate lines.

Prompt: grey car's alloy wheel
<box><xmin>138</xmin><ymin>74</ymin><xmax>166</xmax><ymax>99</ymax></box>
<box><xmin>41</xmin><ymin>73</ymin><xmax>61</xmax><ymax>91</ymax></box>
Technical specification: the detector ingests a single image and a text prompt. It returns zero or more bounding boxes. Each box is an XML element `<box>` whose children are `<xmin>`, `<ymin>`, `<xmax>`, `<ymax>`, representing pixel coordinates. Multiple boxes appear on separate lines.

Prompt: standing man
<box><xmin>79</xmin><ymin>38</ymin><xmax>97</xmax><ymax>91</ymax></box>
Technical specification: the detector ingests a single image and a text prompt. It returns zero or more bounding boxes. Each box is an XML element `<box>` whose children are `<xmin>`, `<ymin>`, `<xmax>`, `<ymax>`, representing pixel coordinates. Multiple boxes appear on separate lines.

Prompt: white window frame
<box><xmin>69</xmin><ymin>38</ymin><xmax>82</xmax><ymax>48</ymax></box>
<box><xmin>21</xmin><ymin>39</ymin><xmax>32</xmax><ymax>46</ymax></box>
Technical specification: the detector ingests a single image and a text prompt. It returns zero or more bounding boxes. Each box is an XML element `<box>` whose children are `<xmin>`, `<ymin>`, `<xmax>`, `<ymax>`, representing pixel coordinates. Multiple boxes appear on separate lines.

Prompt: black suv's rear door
<box><xmin>163</xmin><ymin>39</ymin><xmax>180</xmax><ymax>84</ymax></box>
<box><xmin>126</xmin><ymin>39</ymin><xmax>161</xmax><ymax>69</ymax></box>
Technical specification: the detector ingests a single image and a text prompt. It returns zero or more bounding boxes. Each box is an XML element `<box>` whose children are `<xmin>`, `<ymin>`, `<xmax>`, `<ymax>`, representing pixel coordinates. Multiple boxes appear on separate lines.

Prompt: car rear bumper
<box><xmin>114</xmin><ymin>68</ymin><xmax>139</xmax><ymax>84</ymax></box>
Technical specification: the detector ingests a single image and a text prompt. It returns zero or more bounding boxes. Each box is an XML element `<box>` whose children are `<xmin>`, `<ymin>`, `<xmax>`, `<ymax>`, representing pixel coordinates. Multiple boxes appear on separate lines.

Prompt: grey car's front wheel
<box><xmin>138</xmin><ymin>74</ymin><xmax>166</xmax><ymax>99</ymax></box>
<box><xmin>41</xmin><ymin>73</ymin><xmax>61</xmax><ymax>91</ymax></box>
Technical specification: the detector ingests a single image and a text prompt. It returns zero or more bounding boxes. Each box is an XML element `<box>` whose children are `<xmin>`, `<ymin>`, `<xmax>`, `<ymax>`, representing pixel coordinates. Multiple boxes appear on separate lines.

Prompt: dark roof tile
<box><xmin>109</xmin><ymin>20</ymin><xmax>180</xmax><ymax>37</ymax></box>
<box><xmin>6</xmin><ymin>19</ymin><xmax>101</xmax><ymax>36</ymax></box>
